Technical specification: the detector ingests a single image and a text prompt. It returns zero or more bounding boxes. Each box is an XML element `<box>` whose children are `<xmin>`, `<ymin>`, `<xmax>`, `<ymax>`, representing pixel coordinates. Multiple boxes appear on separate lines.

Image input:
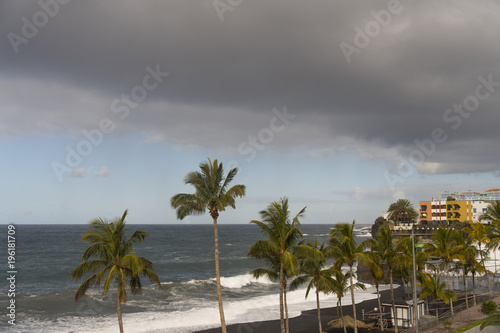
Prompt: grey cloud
<box><xmin>1</xmin><ymin>0</ymin><xmax>500</xmax><ymax>174</ymax></box>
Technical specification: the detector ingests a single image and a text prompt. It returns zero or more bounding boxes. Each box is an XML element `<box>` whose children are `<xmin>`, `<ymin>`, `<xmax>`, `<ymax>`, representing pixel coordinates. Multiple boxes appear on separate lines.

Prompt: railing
<box><xmin>399</xmin><ymin>293</ymin><xmax>499</xmax><ymax>333</ymax></box>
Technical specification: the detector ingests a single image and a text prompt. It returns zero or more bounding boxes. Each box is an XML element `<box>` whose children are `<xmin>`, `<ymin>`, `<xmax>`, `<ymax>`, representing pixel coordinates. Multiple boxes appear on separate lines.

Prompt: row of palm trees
<box><xmin>247</xmin><ymin>198</ymin><xmax>500</xmax><ymax>333</ymax></box>
<box><xmin>246</xmin><ymin>196</ymin><xmax>379</xmax><ymax>333</ymax></box>
<box><xmin>72</xmin><ymin>158</ymin><xmax>246</xmax><ymax>333</ymax></box>
<box><xmin>70</xmin><ymin>158</ymin><xmax>500</xmax><ymax>333</ymax></box>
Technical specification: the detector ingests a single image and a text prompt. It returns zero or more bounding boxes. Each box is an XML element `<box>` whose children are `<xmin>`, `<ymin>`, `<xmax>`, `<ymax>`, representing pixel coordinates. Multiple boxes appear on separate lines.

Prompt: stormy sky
<box><xmin>1</xmin><ymin>0</ymin><xmax>499</xmax><ymax>224</ymax></box>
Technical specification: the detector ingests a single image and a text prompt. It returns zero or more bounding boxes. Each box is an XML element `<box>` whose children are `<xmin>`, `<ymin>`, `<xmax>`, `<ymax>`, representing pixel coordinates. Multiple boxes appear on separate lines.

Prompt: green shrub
<box><xmin>480</xmin><ymin>300</ymin><xmax>498</xmax><ymax>315</ymax></box>
<box><xmin>442</xmin><ymin>319</ymin><xmax>453</xmax><ymax>331</ymax></box>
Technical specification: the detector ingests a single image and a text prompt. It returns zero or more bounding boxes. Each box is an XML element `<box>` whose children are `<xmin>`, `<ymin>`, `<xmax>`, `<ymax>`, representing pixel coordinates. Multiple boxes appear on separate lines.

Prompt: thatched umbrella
<box><xmin>328</xmin><ymin>315</ymin><xmax>371</xmax><ymax>329</ymax></box>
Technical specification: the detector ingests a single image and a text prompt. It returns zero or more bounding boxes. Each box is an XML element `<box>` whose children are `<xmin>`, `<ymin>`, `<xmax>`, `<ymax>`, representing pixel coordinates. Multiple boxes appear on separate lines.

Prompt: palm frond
<box><xmin>70</xmin><ymin>260</ymin><xmax>109</xmax><ymax>280</ymax></box>
<box><xmin>73</xmin><ymin>268</ymin><xmax>108</xmax><ymax>302</ymax></box>
<box><xmin>251</xmin><ymin>268</ymin><xmax>279</xmax><ymax>281</ymax></box>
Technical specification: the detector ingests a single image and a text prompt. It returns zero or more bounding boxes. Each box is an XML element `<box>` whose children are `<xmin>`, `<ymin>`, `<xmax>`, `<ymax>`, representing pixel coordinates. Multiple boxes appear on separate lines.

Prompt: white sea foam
<box><xmin>184</xmin><ymin>273</ymin><xmax>274</xmax><ymax>289</ymax></box>
<box><xmin>219</xmin><ymin>273</ymin><xmax>274</xmax><ymax>289</ymax></box>
<box><xmin>52</xmin><ymin>283</ymin><xmax>388</xmax><ymax>333</ymax></box>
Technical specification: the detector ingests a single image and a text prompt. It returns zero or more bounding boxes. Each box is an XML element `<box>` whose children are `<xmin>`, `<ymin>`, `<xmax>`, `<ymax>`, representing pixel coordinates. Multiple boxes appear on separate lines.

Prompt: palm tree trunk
<box><xmin>340</xmin><ymin>299</ymin><xmax>347</xmax><ymax>333</ymax></box>
<box><xmin>279</xmin><ymin>262</ymin><xmax>285</xmax><ymax>333</ymax></box>
<box><xmin>376</xmin><ymin>284</ymin><xmax>384</xmax><ymax>331</ymax></box>
<box><xmin>213</xmin><ymin>218</ymin><xmax>227</xmax><ymax>333</ymax></box>
<box><xmin>463</xmin><ymin>271</ymin><xmax>468</xmax><ymax>309</ymax></box>
<box><xmin>389</xmin><ymin>267</ymin><xmax>398</xmax><ymax>333</ymax></box>
<box><xmin>117</xmin><ymin>285</ymin><xmax>124</xmax><ymax>333</ymax></box>
<box><xmin>316</xmin><ymin>288</ymin><xmax>322</xmax><ymax>333</ymax></box>
<box><xmin>349</xmin><ymin>265</ymin><xmax>358</xmax><ymax>333</ymax></box>
<box><xmin>284</xmin><ymin>280</ymin><xmax>290</xmax><ymax>333</ymax></box>
<box><xmin>472</xmin><ymin>272</ymin><xmax>476</xmax><ymax>306</ymax></box>
<box><xmin>446</xmin><ymin>273</ymin><xmax>454</xmax><ymax>316</ymax></box>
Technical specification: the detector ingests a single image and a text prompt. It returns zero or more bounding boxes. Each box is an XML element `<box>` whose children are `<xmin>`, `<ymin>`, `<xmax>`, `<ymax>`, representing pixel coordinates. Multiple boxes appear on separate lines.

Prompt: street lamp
<box><xmin>411</xmin><ymin>227</ymin><xmax>418</xmax><ymax>333</ymax></box>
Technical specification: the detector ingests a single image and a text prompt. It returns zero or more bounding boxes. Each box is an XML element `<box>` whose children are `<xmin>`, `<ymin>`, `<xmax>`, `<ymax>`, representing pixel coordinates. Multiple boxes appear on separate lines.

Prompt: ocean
<box><xmin>0</xmin><ymin>223</ymin><xmax>381</xmax><ymax>333</ymax></box>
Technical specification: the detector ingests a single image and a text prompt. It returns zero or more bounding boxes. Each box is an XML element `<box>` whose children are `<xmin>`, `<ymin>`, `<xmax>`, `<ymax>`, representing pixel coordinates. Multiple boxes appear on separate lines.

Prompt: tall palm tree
<box><xmin>424</xmin><ymin>227</ymin><xmax>460</xmax><ymax>316</ymax></box>
<box><xmin>387</xmin><ymin>199</ymin><xmax>418</xmax><ymax>225</ymax></box>
<box><xmin>329</xmin><ymin>221</ymin><xmax>372</xmax><ymax>333</ymax></box>
<box><xmin>70</xmin><ymin>210</ymin><xmax>161</xmax><ymax>333</ymax></box>
<box><xmin>292</xmin><ymin>238</ymin><xmax>335</xmax><ymax>333</ymax></box>
<box><xmin>468</xmin><ymin>222</ymin><xmax>492</xmax><ymax>296</ymax></box>
<box><xmin>330</xmin><ymin>269</ymin><xmax>366</xmax><ymax>333</ymax></box>
<box><xmin>418</xmin><ymin>273</ymin><xmax>457</xmax><ymax>318</ymax></box>
<box><xmin>171</xmin><ymin>158</ymin><xmax>246</xmax><ymax>333</ymax></box>
<box><xmin>248</xmin><ymin>197</ymin><xmax>305</xmax><ymax>333</ymax></box>
<box><xmin>372</xmin><ymin>225</ymin><xmax>400</xmax><ymax>333</ymax></box>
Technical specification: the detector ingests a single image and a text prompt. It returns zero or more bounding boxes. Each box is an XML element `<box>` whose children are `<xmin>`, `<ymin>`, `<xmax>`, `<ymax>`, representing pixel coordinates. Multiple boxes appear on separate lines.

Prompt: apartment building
<box><xmin>419</xmin><ymin>189</ymin><xmax>499</xmax><ymax>225</ymax></box>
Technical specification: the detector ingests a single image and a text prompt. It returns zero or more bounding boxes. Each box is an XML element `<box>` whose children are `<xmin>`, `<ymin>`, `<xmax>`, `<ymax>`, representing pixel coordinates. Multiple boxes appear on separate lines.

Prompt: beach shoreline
<box><xmin>193</xmin><ymin>286</ymin><xmax>404</xmax><ymax>333</ymax></box>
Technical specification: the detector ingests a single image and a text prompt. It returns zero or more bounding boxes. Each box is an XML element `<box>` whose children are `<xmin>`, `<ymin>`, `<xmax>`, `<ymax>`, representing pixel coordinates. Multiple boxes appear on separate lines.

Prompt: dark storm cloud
<box><xmin>1</xmin><ymin>0</ymin><xmax>499</xmax><ymax>174</ymax></box>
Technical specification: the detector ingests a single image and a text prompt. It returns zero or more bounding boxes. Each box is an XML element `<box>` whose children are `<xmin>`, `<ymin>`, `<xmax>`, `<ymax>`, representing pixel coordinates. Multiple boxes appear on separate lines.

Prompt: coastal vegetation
<box><xmin>292</xmin><ymin>238</ymin><xmax>336</xmax><ymax>333</ymax></box>
<box><xmin>70</xmin><ymin>160</ymin><xmax>500</xmax><ymax>333</ymax></box>
<box><xmin>170</xmin><ymin>158</ymin><xmax>246</xmax><ymax>333</ymax></box>
<box><xmin>248</xmin><ymin>197</ymin><xmax>305</xmax><ymax>333</ymax></box>
<box><xmin>70</xmin><ymin>210</ymin><xmax>161</xmax><ymax>333</ymax></box>
<box><xmin>329</xmin><ymin>221</ymin><xmax>374</xmax><ymax>333</ymax></box>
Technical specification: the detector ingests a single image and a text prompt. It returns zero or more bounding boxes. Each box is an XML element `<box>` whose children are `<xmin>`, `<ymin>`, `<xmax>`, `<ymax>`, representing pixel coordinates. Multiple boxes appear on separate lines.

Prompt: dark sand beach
<box><xmin>194</xmin><ymin>286</ymin><xmax>404</xmax><ymax>333</ymax></box>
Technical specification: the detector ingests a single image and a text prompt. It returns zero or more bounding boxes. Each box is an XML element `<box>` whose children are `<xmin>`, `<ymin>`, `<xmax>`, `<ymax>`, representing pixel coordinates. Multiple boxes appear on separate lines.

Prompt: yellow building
<box><xmin>445</xmin><ymin>199</ymin><xmax>473</xmax><ymax>224</ymax></box>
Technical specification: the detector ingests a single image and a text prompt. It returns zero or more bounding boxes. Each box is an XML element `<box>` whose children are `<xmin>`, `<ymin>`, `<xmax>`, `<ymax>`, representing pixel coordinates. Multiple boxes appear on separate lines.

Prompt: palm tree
<box><xmin>469</xmin><ymin>222</ymin><xmax>492</xmax><ymax>296</ymax></box>
<box><xmin>292</xmin><ymin>238</ymin><xmax>335</xmax><ymax>333</ymax></box>
<box><xmin>488</xmin><ymin>220</ymin><xmax>500</xmax><ymax>248</ymax></box>
<box><xmin>248</xmin><ymin>247</ymin><xmax>296</xmax><ymax>333</ymax></box>
<box><xmin>418</xmin><ymin>273</ymin><xmax>457</xmax><ymax>318</ymax></box>
<box><xmin>171</xmin><ymin>158</ymin><xmax>246</xmax><ymax>333</ymax></box>
<box><xmin>480</xmin><ymin>310</ymin><xmax>500</xmax><ymax>331</ymax></box>
<box><xmin>372</xmin><ymin>225</ymin><xmax>400</xmax><ymax>333</ymax></box>
<box><xmin>329</xmin><ymin>221</ymin><xmax>372</xmax><ymax>333</ymax></box>
<box><xmin>424</xmin><ymin>227</ymin><xmax>460</xmax><ymax>316</ymax></box>
<box><xmin>360</xmin><ymin>251</ymin><xmax>385</xmax><ymax>331</ymax></box>
<box><xmin>479</xmin><ymin>200</ymin><xmax>500</xmax><ymax>223</ymax></box>
<box><xmin>248</xmin><ymin>197</ymin><xmax>305</xmax><ymax>333</ymax></box>
<box><xmin>452</xmin><ymin>227</ymin><xmax>478</xmax><ymax>309</ymax></box>
<box><xmin>70</xmin><ymin>210</ymin><xmax>161</xmax><ymax>333</ymax></box>
<box><xmin>330</xmin><ymin>269</ymin><xmax>366</xmax><ymax>333</ymax></box>
<box><xmin>387</xmin><ymin>199</ymin><xmax>418</xmax><ymax>225</ymax></box>
<box><xmin>395</xmin><ymin>235</ymin><xmax>426</xmax><ymax>301</ymax></box>
<box><xmin>488</xmin><ymin>219</ymin><xmax>500</xmax><ymax>275</ymax></box>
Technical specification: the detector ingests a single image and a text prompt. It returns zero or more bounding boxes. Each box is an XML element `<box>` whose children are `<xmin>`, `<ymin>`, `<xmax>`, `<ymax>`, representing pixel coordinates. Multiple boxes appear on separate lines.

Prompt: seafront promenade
<box><xmin>421</xmin><ymin>296</ymin><xmax>500</xmax><ymax>333</ymax></box>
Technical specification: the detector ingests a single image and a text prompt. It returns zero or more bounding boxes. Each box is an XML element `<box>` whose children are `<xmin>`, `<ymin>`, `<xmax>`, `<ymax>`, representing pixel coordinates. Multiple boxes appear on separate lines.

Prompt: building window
<box><xmin>473</xmin><ymin>208</ymin><xmax>477</xmax><ymax>213</ymax></box>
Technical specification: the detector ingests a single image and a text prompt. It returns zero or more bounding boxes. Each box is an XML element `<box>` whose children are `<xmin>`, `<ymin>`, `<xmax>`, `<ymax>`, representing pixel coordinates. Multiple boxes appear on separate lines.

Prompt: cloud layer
<box><xmin>2</xmin><ymin>0</ymin><xmax>500</xmax><ymax>175</ymax></box>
